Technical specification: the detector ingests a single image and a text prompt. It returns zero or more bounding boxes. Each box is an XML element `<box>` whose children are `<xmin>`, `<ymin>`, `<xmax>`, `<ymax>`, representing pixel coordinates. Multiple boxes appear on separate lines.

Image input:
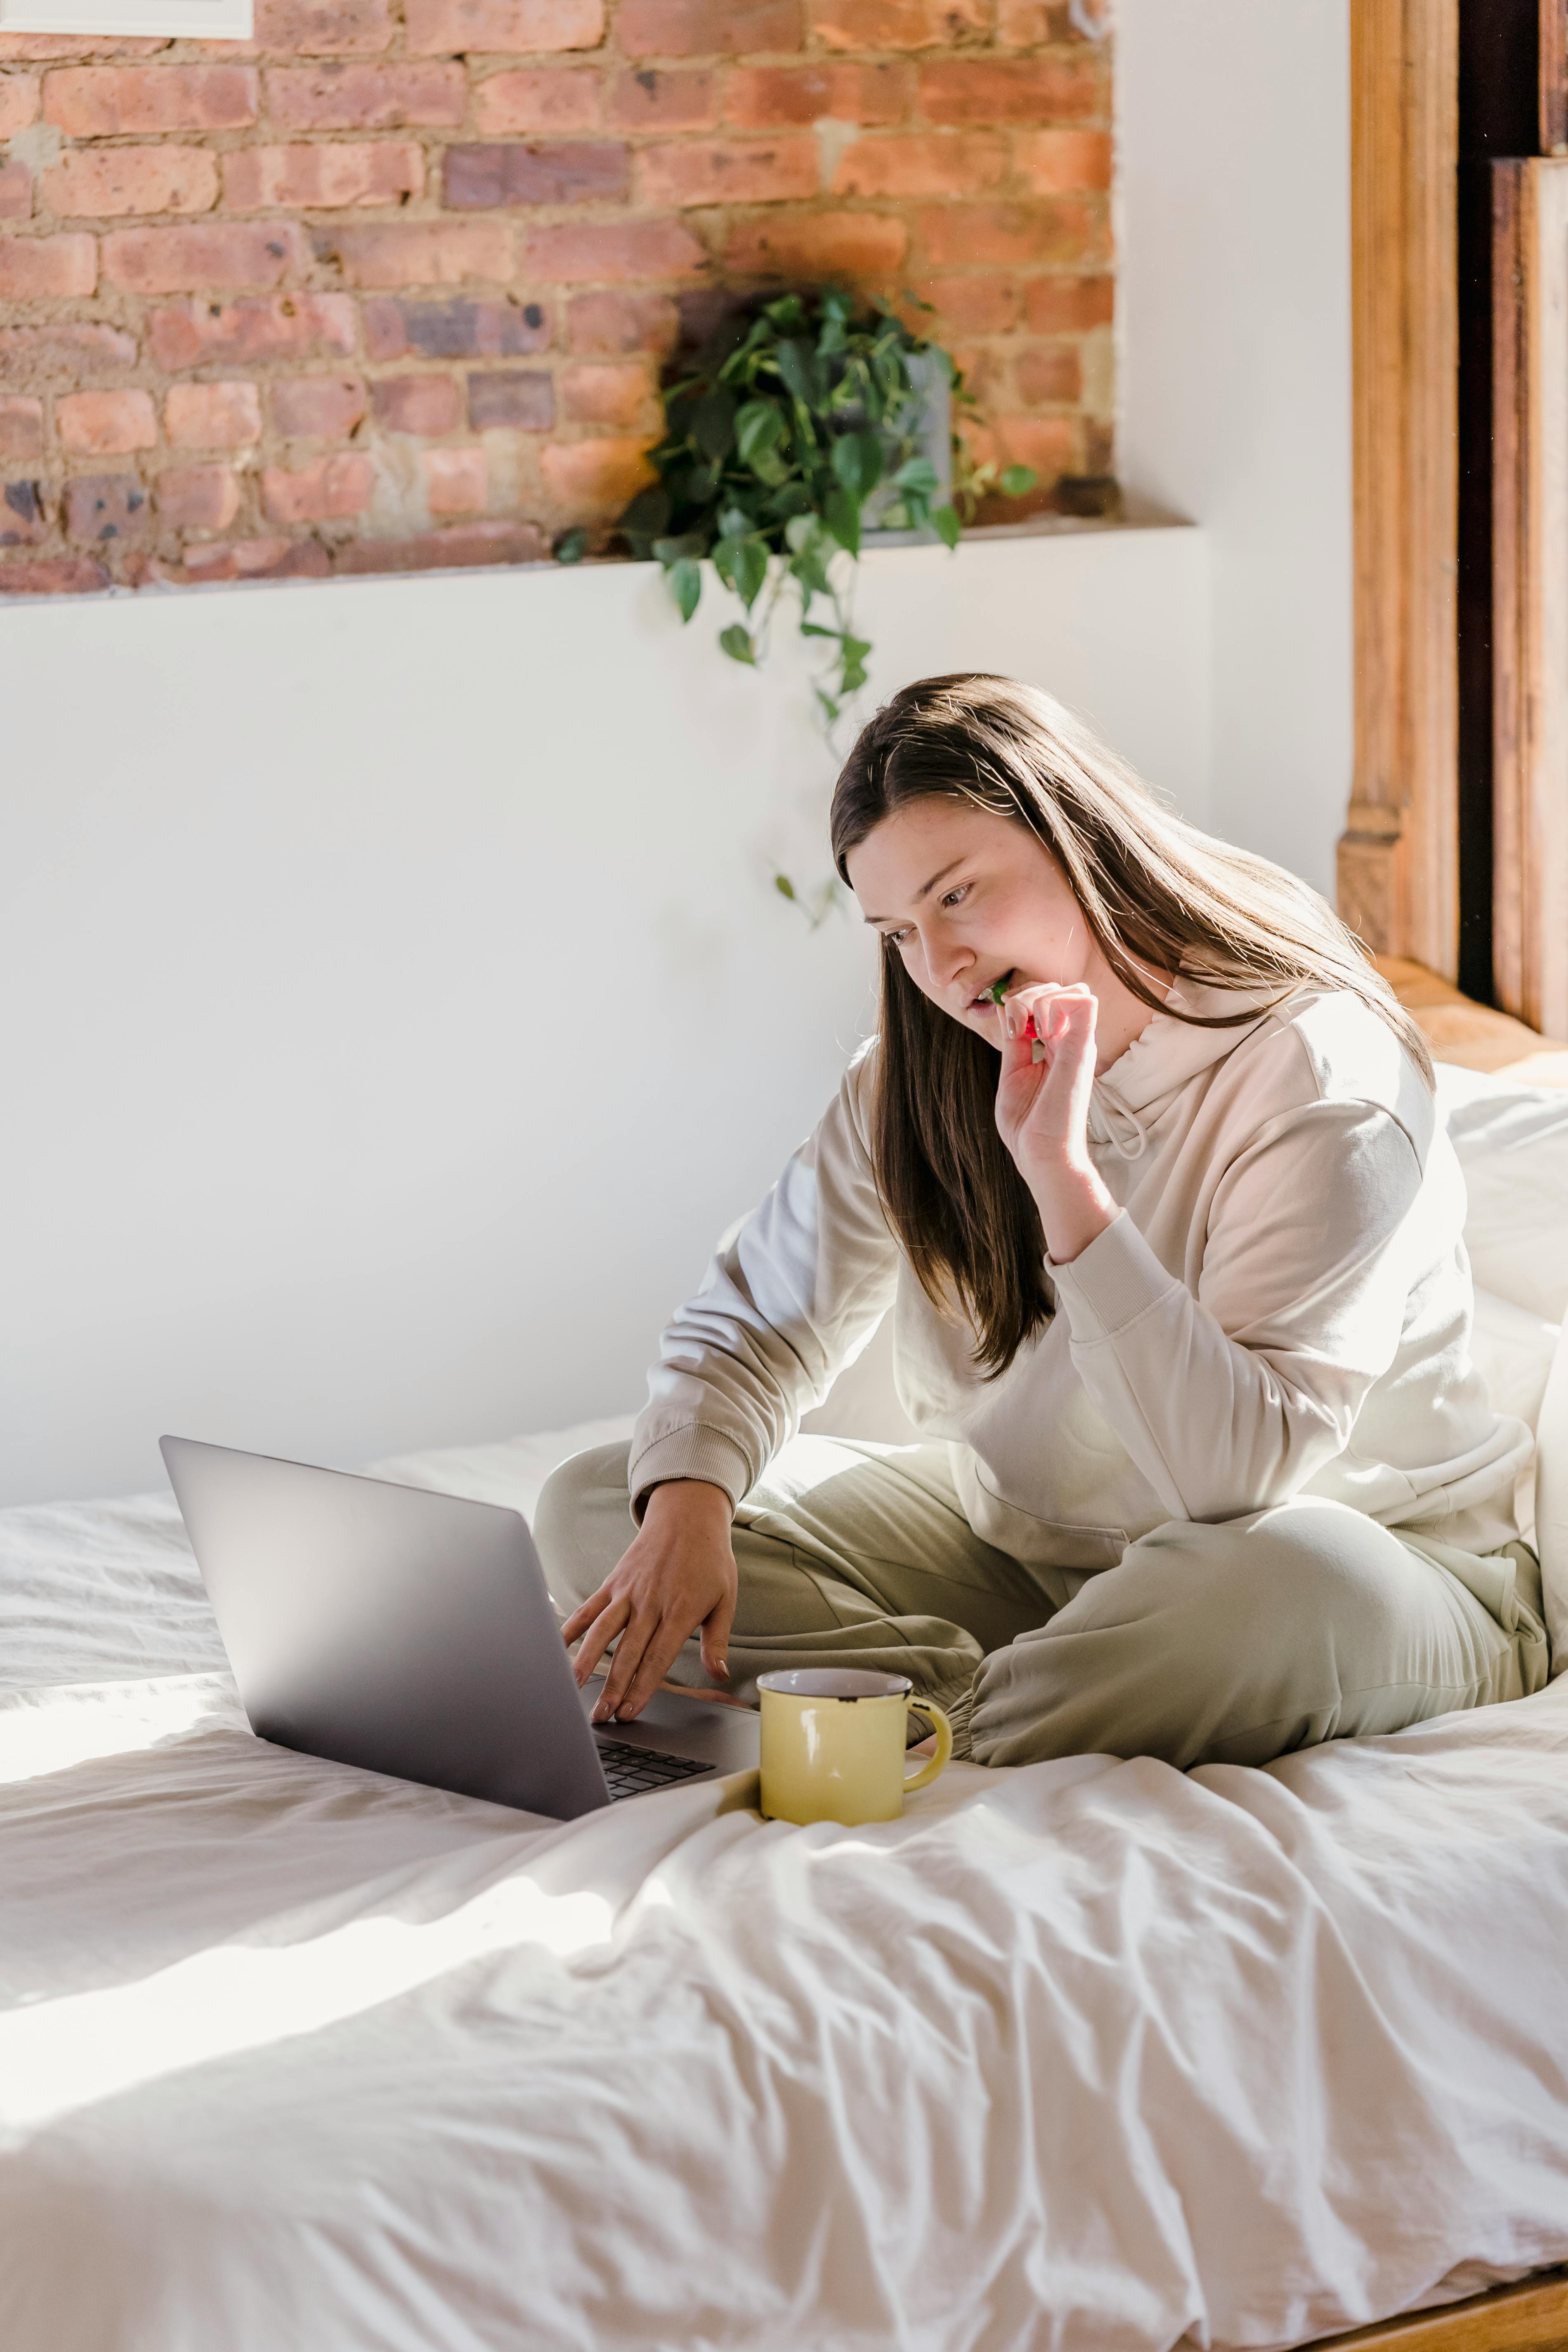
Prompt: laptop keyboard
<box><xmin>594</xmin><ymin>1736</ymin><xmax>715</xmax><ymax>1802</ymax></box>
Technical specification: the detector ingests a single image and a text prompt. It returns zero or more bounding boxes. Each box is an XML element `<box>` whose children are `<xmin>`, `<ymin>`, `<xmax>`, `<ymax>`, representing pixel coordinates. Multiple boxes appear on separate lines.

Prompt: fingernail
<box><xmin>718</xmin><ymin>1658</ymin><xmax>730</xmax><ymax>1680</ymax></box>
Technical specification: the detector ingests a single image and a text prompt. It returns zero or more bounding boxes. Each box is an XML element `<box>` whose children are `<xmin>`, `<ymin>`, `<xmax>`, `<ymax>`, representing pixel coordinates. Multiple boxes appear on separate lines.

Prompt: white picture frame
<box><xmin>0</xmin><ymin>0</ymin><xmax>251</xmax><ymax>37</ymax></box>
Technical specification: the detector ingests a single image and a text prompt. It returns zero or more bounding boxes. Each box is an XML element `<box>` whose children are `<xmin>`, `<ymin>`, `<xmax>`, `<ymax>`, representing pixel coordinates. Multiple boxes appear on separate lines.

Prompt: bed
<box><xmin>3</xmin><ymin>1065</ymin><xmax>1568</xmax><ymax>2352</ymax></box>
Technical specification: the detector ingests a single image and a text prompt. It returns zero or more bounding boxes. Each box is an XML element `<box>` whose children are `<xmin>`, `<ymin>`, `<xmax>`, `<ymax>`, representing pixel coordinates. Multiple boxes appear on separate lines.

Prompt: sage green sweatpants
<box><xmin>532</xmin><ymin>1435</ymin><xmax>1549</xmax><ymax>1771</ymax></box>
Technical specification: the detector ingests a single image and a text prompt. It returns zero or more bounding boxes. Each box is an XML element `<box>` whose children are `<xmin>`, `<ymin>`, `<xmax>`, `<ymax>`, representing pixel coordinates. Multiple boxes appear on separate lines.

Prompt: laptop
<box><xmin>160</xmin><ymin>1435</ymin><xmax>760</xmax><ymax>1821</ymax></box>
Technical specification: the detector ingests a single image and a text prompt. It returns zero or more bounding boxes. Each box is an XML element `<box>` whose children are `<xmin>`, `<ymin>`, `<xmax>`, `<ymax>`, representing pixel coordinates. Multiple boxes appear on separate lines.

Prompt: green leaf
<box><xmin>823</xmin><ymin>485</ymin><xmax>861</xmax><ymax>557</ymax></box>
<box><xmin>841</xmin><ymin>652</ymin><xmax>870</xmax><ymax>694</ymax></box>
<box><xmin>652</xmin><ymin>531</ymin><xmax>706</xmax><ymax>566</ymax></box>
<box><xmin>619</xmin><ymin>486</ymin><xmax>671</xmax><ymax>543</ymax></box>
<box><xmin>789</xmin><ymin>549</ymin><xmax>833</xmax><ymax>599</ymax></box>
<box><xmin>669</xmin><ymin>556</ymin><xmax>701</xmax><ymax>623</ymax></box>
<box><xmin>714</xmin><ymin>533</ymin><xmax>767</xmax><ymax>610</ymax></box>
<box><xmin>716</xmin><ymin>503</ymin><xmax>756</xmax><ymax>540</ymax></box>
<box><xmin>766</xmin><ymin>480</ymin><xmax>813</xmax><ymax>519</ymax></box>
<box><xmin>720</xmin><ymin>623</ymin><xmax>757</xmax><ymax>665</ymax></box>
<box><xmin>776</xmin><ymin>338</ymin><xmax>826</xmax><ymax>410</ymax></box>
<box><xmin>1000</xmin><ymin>463</ymin><xmax>1038</xmax><ymax>498</ymax></box>
<box><xmin>878</xmin><ymin>502</ymin><xmax>910</xmax><ymax>532</ymax></box>
<box><xmin>893</xmin><ymin>455</ymin><xmax>939</xmax><ymax>497</ymax></box>
<box><xmin>553</xmin><ymin>526</ymin><xmax>589</xmax><ymax>564</ymax></box>
<box><xmin>932</xmin><ymin>502</ymin><xmax>961</xmax><ymax>550</ymax></box>
<box><xmin>831</xmin><ymin>429</ymin><xmax>884</xmax><ymax>502</ymax></box>
<box><xmin>763</xmin><ymin>293</ymin><xmax>807</xmax><ymax>334</ymax></box>
<box><xmin>734</xmin><ymin>398</ymin><xmax>786</xmax><ymax>472</ymax></box>
<box><xmin>774</xmin><ymin>872</ymin><xmax>797</xmax><ymax>901</ymax></box>
<box><xmin>692</xmin><ymin>387</ymin><xmax>737</xmax><ymax>460</ymax></box>
<box><xmin>815</xmin><ymin>686</ymin><xmax>841</xmax><ymax>725</ymax></box>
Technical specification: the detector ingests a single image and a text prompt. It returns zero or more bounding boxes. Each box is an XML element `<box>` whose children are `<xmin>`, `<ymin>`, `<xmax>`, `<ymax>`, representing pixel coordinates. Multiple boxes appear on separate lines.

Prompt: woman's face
<box><xmin>845</xmin><ymin>797</ymin><xmax>1095</xmax><ymax>1041</ymax></box>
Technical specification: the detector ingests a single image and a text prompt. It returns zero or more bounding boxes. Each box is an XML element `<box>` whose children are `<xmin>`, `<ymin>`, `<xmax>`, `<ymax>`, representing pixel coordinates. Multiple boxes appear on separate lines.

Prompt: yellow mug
<box><xmin>756</xmin><ymin>1667</ymin><xmax>953</xmax><ymax>1826</ymax></box>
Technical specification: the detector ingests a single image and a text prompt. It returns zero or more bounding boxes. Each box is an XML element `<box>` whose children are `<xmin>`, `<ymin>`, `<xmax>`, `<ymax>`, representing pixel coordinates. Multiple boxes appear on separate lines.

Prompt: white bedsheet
<box><xmin>4</xmin><ymin>1449</ymin><xmax>1568</xmax><ymax>2352</ymax></box>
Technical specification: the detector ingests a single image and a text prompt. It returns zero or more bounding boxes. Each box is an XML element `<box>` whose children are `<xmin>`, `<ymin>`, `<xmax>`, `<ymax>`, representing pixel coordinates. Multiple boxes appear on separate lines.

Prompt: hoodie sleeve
<box><xmin>1047</xmin><ymin>1095</ymin><xmax>1428</xmax><ymax>1523</ymax></box>
<box><xmin>627</xmin><ymin>1048</ymin><xmax>901</xmax><ymax>1518</ymax></box>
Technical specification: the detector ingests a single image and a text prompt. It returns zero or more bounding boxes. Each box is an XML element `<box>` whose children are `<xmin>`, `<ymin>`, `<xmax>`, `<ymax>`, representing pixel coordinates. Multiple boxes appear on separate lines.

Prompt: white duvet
<box><xmin>5</xmin><ymin>1067</ymin><xmax>1568</xmax><ymax>2352</ymax></box>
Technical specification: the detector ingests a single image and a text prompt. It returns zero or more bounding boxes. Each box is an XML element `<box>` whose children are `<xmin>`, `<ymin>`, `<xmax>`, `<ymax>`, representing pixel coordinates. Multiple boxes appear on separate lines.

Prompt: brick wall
<box><xmin>0</xmin><ymin>0</ymin><xmax>1112</xmax><ymax>598</ymax></box>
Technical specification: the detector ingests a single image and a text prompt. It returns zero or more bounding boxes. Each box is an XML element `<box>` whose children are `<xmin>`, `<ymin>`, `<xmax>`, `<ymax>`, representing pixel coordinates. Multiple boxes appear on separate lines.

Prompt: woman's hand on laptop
<box><xmin>562</xmin><ymin>1479</ymin><xmax>737</xmax><ymax>1724</ymax></box>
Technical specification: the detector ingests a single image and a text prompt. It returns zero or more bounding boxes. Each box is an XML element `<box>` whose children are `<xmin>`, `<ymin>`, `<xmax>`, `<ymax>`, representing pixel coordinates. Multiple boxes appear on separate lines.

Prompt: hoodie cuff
<box><xmin>1048</xmin><ymin>1209</ymin><xmax>1181</xmax><ymax>1344</ymax></box>
<box><xmin>628</xmin><ymin>1426</ymin><xmax>752</xmax><ymax>1523</ymax></box>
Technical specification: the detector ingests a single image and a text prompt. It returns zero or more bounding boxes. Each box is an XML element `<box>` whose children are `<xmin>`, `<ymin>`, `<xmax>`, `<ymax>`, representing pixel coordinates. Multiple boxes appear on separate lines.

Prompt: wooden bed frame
<box><xmin>1310</xmin><ymin>2270</ymin><xmax>1568</xmax><ymax>2351</ymax></box>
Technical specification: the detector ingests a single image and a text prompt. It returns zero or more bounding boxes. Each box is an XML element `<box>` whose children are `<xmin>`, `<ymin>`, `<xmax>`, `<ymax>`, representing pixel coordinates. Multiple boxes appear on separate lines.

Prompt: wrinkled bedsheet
<box><xmin>3</xmin><ymin>1435</ymin><xmax>1568</xmax><ymax>2352</ymax></box>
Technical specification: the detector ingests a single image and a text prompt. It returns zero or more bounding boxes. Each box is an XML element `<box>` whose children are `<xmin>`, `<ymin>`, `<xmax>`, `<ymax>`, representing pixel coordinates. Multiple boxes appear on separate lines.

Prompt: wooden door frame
<box><xmin>1337</xmin><ymin>0</ymin><xmax>1461</xmax><ymax>978</ymax></box>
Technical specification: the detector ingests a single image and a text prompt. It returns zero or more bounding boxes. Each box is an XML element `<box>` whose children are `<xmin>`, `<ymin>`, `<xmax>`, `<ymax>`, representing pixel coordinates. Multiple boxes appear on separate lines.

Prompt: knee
<box><xmin>1118</xmin><ymin>1498</ymin><xmax>1415</xmax><ymax>1662</ymax></box>
<box><xmin>531</xmin><ymin>1443</ymin><xmax>633</xmax><ymax>1613</ymax></box>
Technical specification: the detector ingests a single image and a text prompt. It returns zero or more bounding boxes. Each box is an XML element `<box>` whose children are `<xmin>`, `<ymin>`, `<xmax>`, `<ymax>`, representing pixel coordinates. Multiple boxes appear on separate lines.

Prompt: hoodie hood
<box><xmin>1088</xmin><ymin>979</ymin><xmax>1285</xmax><ymax>1159</ymax></box>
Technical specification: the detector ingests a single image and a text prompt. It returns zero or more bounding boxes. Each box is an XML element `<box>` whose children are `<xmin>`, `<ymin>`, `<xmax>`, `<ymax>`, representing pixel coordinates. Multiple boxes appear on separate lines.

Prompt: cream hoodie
<box><xmin>630</xmin><ymin>984</ymin><xmax>1533</xmax><ymax>1566</ymax></box>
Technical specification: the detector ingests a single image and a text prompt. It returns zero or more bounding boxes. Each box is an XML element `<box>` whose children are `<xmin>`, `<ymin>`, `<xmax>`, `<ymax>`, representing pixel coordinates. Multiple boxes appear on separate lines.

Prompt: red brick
<box><xmin>724</xmin><ymin>209</ymin><xmax>906</xmax><ymax>280</ymax></box>
<box><xmin>264</xmin><ymin>62</ymin><xmax>465</xmax><ymax>130</ymax></box>
<box><xmin>723</xmin><ymin>61</ymin><xmax>908</xmax><ymax>127</ymax></box>
<box><xmin>273</xmin><ymin>372</ymin><xmax>368</xmax><ymax>435</ymax></box>
<box><xmin>811</xmin><ymin>0</ymin><xmax>986</xmax><ymax>47</ymax></box>
<box><xmin>963</xmin><ymin>410</ymin><xmax>1076</xmax><ymax>482</ymax></box>
<box><xmin>0</xmin><ymin>234</ymin><xmax>96</xmax><ymax>298</ymax></box>
<box><xmin>155</xmin><ymin>464</ymin><xmax>241</xmax><ymax>529</ymax></box>
<box><xmin>635</xmin><ymin>136</ymin><xmax>815</xmax><ymax>207</ymax></box>
<box><xmin>916</xmin><ymin>198</ymin><xmax>1107</xmax><ymax>269</ymax></box>
<box><xmin>911</xmin><ymin>274</ymin><xmax>1018</xmax><ymax>334</ymax></box>
<box><xmin>224</xmin><ymin>141</ymin><xmax>424</xmax><ymax>209</ymax></box>
<box><xmin>618</xmin><ymin>0</ymin><xmax>801</xmax><ymax>56</ymax></box>
<box><xmin>317</xmin><ymin>220</ymin><xmax>511</xmax><ymax>286</ymax></box>
<box><xmin>0</xmin><ymin>31</ymin><xmax>168</xmax><ymax>56</ymax></box>
<box><xmin>58</xmin><ymin>386</ymin><xmax>156</xmax><ymax>453</ymax></box>
<box><xmin>335</xmin><ymin>517</ymin><xmax>544</xmax><ymax>572</ymax></box>
<box><xmin>43</xmin><ymin>145</ymin><xmax>219</xmax><ymax>218</ymax></box>
<box><xmin>465</xmin><ymin>367</ymin><xmax>553</xmax><ymax>427</ymax></box>
<box><xmin>608</xmin><ymin>67</ymin><xmax>713</xmax><ymax>128</ymax></box>
<box><xmin>443</xmin><ymin>141</ymin><xmax>626</xmax><ymax>208</ymax></box>
<box><xmin>371</xmin><ymin>371</ymin><xmax>460</xmax><ymax>431</ymax></box>
<box><xmin>540</xmin><ymin>432</ymin><xmax>653</xmax><ymax>514</ymax></box>
<box><xmin>996</xmin><ymin>0</ymin><xmax>1061</xmax><ymax>36</ymax></box>
<box><xmin>832</xmin><ymin>130</ymin><xmax>1005</xmax><ymax>197</ymax></box>
<box><xmin>165</xmin><ymin>378</ymin><xmax>262</xmax><ymax>446</ymax></box>
<box><xmin>920</xmin><ymin>56</ymin><xmax>1105</xmax><ymax>125</ymax></box>
<box><xmin>524</xmin><ymin>215</ymin><xmax>705</xmax><ymax>281</ymax></box>
<box><xmin>0</xmin><ymin>478</ymin><xmax>46</xmax><ymax>545</ymax></box>
<box><xmin>103</xmin><ymin>222</ymin><xmax>306</xmax><ymax>293</ymax></box>
<box><xmin>262</xmin><ymin>449</ymin><xmax>374</xmax><ymax>520</ymax></box>
<box><xmin>1022</xmin><ymin>272</ymin><xmax>1112</xmax><ymax>332</ymax></box>
<box><xmin>363</xmin><ymin>293</ymin><xmax>549</xmax><ymax>357</ymax></box>
<box><xmin>66</xmin><ymin>472</ymin><xmax>151</xmax><ymax>540</ymax></box>
<box><xmin>560</xmin><ymin>358</ymin><xmax>651</xmax><ymax>426</ymax></box>
<box><xmin>0</xmin><ymin>161</ymin><xmax>29</xmax><ymax>218</ymax></box>
<box><xmin>183</xmin><ymin>535</ymin><xmax>331</xmax><ymax>580</ymax></box>
<box><xmin>566</xmin><ymin>288</ymin><xmax>676</xmax><ymax>352</ymax></box>
<box><xmin>149</xmin><ymin>293</ymin><xmax>354</xmax><ymax>369</ymax></box>
<box><xmin>0</xmin><ymin>397</ymin><xmax>44</xmax><ymax>460</ymax></box>
<box><xmin>422</xmin><ymin>445</ymin><xmax>484</xmax><ymax>513</ymax></box>
<box><xmin>1014</xmin><ymin>128</ymin><xmax>1112</xmax><ymax>195</ymax></box>
<box><xmin>0</xmin><ymin>72</ymin><xmax>40</xmax><ymax>137</ymax></box>
<box><xmin>252</xmin><ymin>0</ymin><xmax>392</xmax><ymax>54</ymax></box>
<box><xmin>474</xmin><ymin>68</ymin><xmax>600</xmax><ymax>132</ymax></box>
<box><xmin>43</xmin><ymin>64</ymin><xmax>256</xmax><ymax>134</ymax></box>
<box><xmin>0</xmin><ymin>321</ymin><xmax>137</xmax><ymax>374</ymax></box>
<box><xmin>405</xmin><ymin>0</ymin><xmax>602</xmax><ymax>55</ymax></box>
<box><xmin>0</xmin><ymin>554</ymin><xmax>109</xmax><ymax>595</ymax></box>
<box><xmin>1013</xmin><ymin>341</ymin><xmax>1080</xmax><ymax>404</ymax></box>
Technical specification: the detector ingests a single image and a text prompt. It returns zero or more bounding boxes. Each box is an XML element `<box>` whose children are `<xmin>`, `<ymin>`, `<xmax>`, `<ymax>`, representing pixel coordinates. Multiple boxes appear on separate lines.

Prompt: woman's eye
<box><xmin>886</xmin><ymin>926</ymin><xmax>912</xmax><ymax>948</ymax></box>
<box><xmin>940</xmin><ymin>884</ymin><xmax>970</xmax><ymax>909</ymax></box>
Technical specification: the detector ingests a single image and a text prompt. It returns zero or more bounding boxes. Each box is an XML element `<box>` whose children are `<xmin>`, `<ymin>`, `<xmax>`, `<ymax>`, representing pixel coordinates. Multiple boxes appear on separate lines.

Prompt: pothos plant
<box><xmin>610</xmin><ymin>287</ymin><xmax>1035</xmax><ymax>919</ymax></box>
<box><xmin>616</xmin><ymin>288</ymin><xmax>1036</xmax><ymax>730</ymax></box>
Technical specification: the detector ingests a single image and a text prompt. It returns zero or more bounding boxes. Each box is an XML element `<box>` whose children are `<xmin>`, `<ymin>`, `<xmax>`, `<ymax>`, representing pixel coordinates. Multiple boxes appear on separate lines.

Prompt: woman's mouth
<box><xmin>971</xmin><ymin>971</ymin><xmax>1015</xmax><ymax>1012</ymax></box>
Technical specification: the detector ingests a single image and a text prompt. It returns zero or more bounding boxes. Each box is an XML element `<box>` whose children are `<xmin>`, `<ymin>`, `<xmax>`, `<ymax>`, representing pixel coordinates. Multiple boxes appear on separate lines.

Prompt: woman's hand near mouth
<box><xmin>993</xmin><ymin>981</ymin><xmax>1118</xmax><ymax>1265</ymax></box>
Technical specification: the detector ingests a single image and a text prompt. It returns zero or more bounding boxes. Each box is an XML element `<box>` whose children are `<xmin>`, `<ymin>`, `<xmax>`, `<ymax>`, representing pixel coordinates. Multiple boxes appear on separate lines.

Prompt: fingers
<box><xmin>562</xmin><ymin>1583</ymin><xmax>614</xmax><ymax>1647</ymax></box>
<box><xmin>1002</xmin><ymin>980</ymin><xmax>1094</xmax><ymax>1044</ymax></box>
<box><xmin>572</xmin><ymin>1591</ymin><xmax>631</xmax><ymax>1688</ymax></box>
<box><xmin>699</xmin><ymin>1586</ymin><xmax>736</xmax><ymax>1687</ymax></box>
<box><xmin>595</xmin><ymin>1605</ymin><xmax>687</xmax><ymax>1723</ymax></box>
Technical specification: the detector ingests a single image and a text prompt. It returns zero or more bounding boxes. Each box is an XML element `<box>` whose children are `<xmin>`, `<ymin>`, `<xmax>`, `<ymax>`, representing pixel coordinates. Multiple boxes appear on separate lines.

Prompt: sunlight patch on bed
<box><xmin>0</xmin><ymin>1674</ymin><xmax>237</xmax><ymax>1785</ymax></box>
<box><xmin>0</xmin><ymin>1873</ymin><xmax>615</xmax><ymax>2130</ymax></box>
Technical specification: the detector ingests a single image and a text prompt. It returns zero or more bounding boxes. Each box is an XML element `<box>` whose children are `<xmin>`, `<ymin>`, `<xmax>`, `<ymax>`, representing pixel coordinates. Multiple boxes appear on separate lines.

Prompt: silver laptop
<box><xmin>160</xmin><ymin>1435</ymin><xmax>759</xmax><ymax>1820</ymax></box>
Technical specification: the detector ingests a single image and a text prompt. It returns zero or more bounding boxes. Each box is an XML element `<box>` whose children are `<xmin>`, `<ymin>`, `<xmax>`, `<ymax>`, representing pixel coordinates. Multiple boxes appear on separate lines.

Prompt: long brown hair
<box><xmin>829</xmin><ymin>672</ymin><xmax>1433</xmax><ymax>1377</ymax></box>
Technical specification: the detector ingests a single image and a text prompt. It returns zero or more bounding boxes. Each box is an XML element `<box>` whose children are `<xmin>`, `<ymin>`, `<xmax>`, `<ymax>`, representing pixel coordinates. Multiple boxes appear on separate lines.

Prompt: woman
<box><xmin>536</xmin><ymin>674</ymin><xmax>1545</xmax><ymax>1769</ymax></box>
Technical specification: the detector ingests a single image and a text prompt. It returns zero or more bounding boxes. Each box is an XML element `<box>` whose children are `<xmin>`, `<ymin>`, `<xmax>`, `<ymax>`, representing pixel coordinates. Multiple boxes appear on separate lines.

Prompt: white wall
<box><xmin>1</xmin><ymin>520</ymin><xmax>1206</xmax><ymax>1506</ymax></box>
<box><xmin>1117</xmin><ymin>0</ymin><xmax>1353</xmax><ymax>897</ymax></box>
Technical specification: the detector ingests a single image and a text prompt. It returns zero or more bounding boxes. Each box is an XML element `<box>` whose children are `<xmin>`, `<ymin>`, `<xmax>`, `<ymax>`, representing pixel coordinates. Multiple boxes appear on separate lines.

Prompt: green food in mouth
<box><xmin>982</xmin><ymin>975</ymin><xmax>1014</xmax><ymax>1006</ymax></box>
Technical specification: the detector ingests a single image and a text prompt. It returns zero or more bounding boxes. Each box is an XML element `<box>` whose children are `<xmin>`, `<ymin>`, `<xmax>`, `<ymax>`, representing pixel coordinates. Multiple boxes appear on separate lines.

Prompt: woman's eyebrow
<box><xmin>860</xmin><ymin>855</ymin><xmax>967</xmax><ymax>926</ymax></box>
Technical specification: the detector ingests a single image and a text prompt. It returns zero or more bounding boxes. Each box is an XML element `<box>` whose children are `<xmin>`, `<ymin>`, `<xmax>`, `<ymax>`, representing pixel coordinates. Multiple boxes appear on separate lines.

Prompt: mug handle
<box><xmin>902</xmin><ymin>1698</ymin><xmax>953</xmax><ymax>1792</ymax></box>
